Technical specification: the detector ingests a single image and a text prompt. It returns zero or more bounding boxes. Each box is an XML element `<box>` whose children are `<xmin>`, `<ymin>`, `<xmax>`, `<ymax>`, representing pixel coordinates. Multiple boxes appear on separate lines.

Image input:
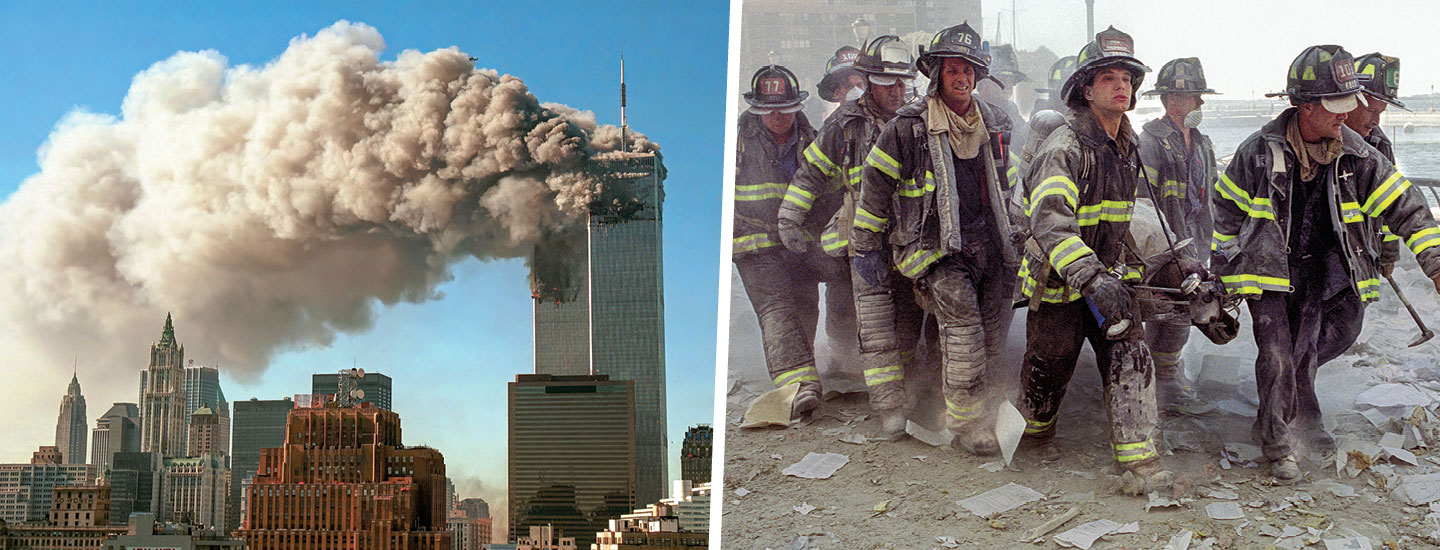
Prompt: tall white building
<box><xmin>55</xmin><ymin>373</ymin><xmax>88</xmax><ymax>464</ymax></box>
<box><xmin>140</xmin><ymin>314</ymin><xmax>187</xmax><ymax>459</ymax></box>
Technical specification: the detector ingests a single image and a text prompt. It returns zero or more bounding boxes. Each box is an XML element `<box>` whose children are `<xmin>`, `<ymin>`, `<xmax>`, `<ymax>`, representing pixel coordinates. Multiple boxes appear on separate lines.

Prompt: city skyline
<box><xmin>0</xmin><ymin>4</ymin><xmax>725</xmax><ymax>537</ymax></box>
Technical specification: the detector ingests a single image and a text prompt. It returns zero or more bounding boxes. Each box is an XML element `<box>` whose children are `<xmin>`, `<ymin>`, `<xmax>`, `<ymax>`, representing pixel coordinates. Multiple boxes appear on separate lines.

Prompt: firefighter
<box><xmin>816</xmin><ymin>46</ymin><xmax>864</xmax><ymax>122</ymax></box>
<box><xmin>1136</xmin><ymin>57</ymin><xmax>1220</xmax><ymax>410</ymax></box>
<box><xmin>978</xmin><ymin>43</ymin><xmax>1030</xmax><ymax>173</ymax></box>
<box><xmin>777</xmin><ymin>36</ymin><xmax>921</xmax><ymax>439</ymax></box>
<box><xmin>1015</xmin><ymin>27</ymin><xmax>1174</xmax><ymax>493</ymax></box>
<box><xmin>1030</xmin><ymin>56</ymin><xmax>1079</xmax><ymax>118</ymax></box>
<box><xmin>1346</xmin><ymin>53</ymin><xmax>1406</xmax><ymax>279</ymax></box>
<box><xmin>851</xmin><ymin>22</ymin><xmax>1016</xmax><ymax>455</ymax></box>
<box><xmin>734</xmin><ymin>65</ymin><xmax>843</xmax><ymax>418</ymax></box>
<box><xmin>1214</xmin><ymin>45</ymin><xmax>1440</xmax><ymax>483</ymax></box>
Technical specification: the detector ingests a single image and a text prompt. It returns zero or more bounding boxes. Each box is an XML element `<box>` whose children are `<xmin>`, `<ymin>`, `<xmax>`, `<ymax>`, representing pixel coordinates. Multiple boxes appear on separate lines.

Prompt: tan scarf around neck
<box><xmin>1285</xmin><ymin>114</ymin><xmax>1342</xmax><ymax>182</ymax></box>
<box><xmin>926</xmin><ymin>95</ymin><xmax>988</xmax><ymax>160</ymax></box>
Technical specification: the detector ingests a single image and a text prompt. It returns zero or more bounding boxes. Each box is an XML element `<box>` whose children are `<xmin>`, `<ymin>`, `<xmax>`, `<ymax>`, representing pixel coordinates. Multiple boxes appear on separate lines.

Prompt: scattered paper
<box><xmin>1383</xmin><ymin>445</ymin><xmax>1418</xmax><ymax>466</ymax></box>
<box><xmin>771</xmin><ymin>453</ymin><xmax>783</xmax><ymax>459</ymax></box>
<box><xmin>1059</xmin><ymin>491</ymin><xmax>1096</xmax><ymax>503</ymax></box>
<box><xmin>1405</xmin><ymin>425</ymin><xmax>1425</xmax><ymax>449</ymax></box>
<box><xmin>1322</xmin><ymin>537</ymin><xmax>1374</xmax><ymax>550</ymax></box>
<box><xmin>996</xmin><ymin>400</ymin><xmax>1026</xmax><ymax>466</ymax></box>
<box><xmin>979</xmin><ymin>461</ymin><xmax>1005</xmax><ymax>473</ymax></box>
<box><xmin>782</xmin><ymin>452</ymin><xmax>850</xmax><ymax>479</ymax></box>
<box><xmin>1204</xmin><ymin>489</ymin><xmax>1239</xmax><ymax>500</ymax></box>
<box><xmin>1280</xmin><ymin>525</ymin><xmax>1304</xmax><ymax>538</ymax></box>
<box><xmin>912</xmin><ymin>455</ymin><xmax>927</xmax><ymax>462</ymax></box>
<box><xmin>740</xmin><ymin>384</ymin><xmax>799</xmax><ymax>428</ymax></box>
<box><xmin>1214</xmin><ymin>399</ymin><xmax>1259</xmax><ymax>417</ymax></box>
<box><xmin>1054</xmin><ymin>519</ymin><xmax>1127</xmax><ymax>550</ymax></box>
<box><xmin>1223</xmin><ymin>442</ymin><xmax>1263</xmax><ymax>464</ymax></box>
<box><xmin>794</xmin><ymin>502</ymin><xmax>815</xmax><ymax>515</ymax></box>
<box><xmin>1360</xmin><ymin>409</ymin><xmax>1392</xmax><ymax>430</ymax></box>
<box><xmin>1310</xmin><ymin>479</ymin><xmax>1356</xmax><ymax>498</ymax></box>
<box><xmin>839</xmin><ymin>433</ymin><xmax>869</xmax><ymax>445</ymax></box>
<box><xmin>734</xmin><ymin>487</ymin><xmax>752</xmax><ymax>497</ymax></box>
<box><xmin>1147</xmin><ymin>492</ymin><xmax>1181</xmax><ymax>512</ymax></box>
<box><xmin>1113</xmin><ymin>522</ymin><xmax>1139</xmax><ymax>534</ymax></box>
<box><xmin>1219</xmin><ymin>457</ymin><xmax>1232</xmax><ymax>470</ymax></box>
<box><xmin>1163</xmin><ymin>530</ymin><xmax>1194</xmax><ymax>550</ymax></box>
<box><xmin>1379</xmin><ymin>432</ymin><xmax>1406</xmax><ymax>449</ymax></box>
<box><xmin>1393</xmin><ymin>473</ymin><xmax>1440</xmax><ymax>505</ymax></box>
<box><xmin>1355</xmin><ymin>383</ymin><xmax>1435</xmax><ymax>409</ymax></box>
<box><xmin>1205</xmin><ymin>501</ymin><xmax>1244</xmax><ymax>520</ymax></box>
<box><xmin>956</xmin><ymin>482</ymin><xmax>1046</xmax><ymax>518</ymax></box>
<box><xmin>906</xmin><ymin>420</ymin><xmax>953</xmax><ymax>446</ymax></box>
<box><xmin>935</xmin><ymin>536</ymin><xmax>959</xmax><ymax>548</ymax></box>
<box><xmin>872</xmin><ymin>500</ymin><xmax>889</xmax><ymax>516</ymax></box>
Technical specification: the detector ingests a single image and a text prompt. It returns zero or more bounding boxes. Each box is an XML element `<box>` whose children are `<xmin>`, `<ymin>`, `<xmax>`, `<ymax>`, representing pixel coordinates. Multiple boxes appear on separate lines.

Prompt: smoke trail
<box><xmin>0</xmin><ymin>21</ymin><xmax>654</xmax><ymax>379</ymax></box>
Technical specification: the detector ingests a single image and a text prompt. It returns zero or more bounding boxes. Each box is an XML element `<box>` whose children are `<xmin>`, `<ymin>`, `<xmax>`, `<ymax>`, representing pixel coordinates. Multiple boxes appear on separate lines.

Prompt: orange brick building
<box><xmin>237</xmin><ymin>402</ymin><xmax>450</xmax><ymax>549</ymax></box>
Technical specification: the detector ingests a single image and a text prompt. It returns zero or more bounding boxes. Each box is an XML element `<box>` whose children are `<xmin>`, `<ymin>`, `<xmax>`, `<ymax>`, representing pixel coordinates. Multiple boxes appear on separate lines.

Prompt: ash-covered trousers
<box><xmin>913</xmin><ymin>245</ymin><xmax>1014</xmax><ymax>433</ymax></box>
<box><xmin>735</xmin><ymin>248</ymin><xmax>853</xmax><ymax>389</ymax></box>
<box><xmin>1144</xmin><ymin>320</ymin><xmax>1190</xmax><ymax>380</ymax></box>
<box><xmin>851</xmin><ymin>262</ymin><xmax>925</xmax><ymax>411</ymax></box>
<box><xmin>1018</xmin><ymin>299</ymin><xmax>1161</xmax><ymax>466</ymax></box>
<box><xmin>1248</xmin><ymin>287</ymin><xmax>1363</xmax><ymax>461</ymax></box>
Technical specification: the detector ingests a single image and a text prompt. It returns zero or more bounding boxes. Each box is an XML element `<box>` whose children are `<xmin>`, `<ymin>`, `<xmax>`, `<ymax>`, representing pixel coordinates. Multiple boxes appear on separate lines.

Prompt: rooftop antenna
<box><xmin>620</xmin><ymin>52</ymin><xmax>628</xmax><ymax>152</ymax></box>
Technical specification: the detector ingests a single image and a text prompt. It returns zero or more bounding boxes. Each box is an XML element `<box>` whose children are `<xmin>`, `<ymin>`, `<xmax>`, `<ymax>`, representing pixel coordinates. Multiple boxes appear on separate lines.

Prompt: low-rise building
<box><xmin>591</xmin><ymin>482</ymin><xmax>709</xmax><ymax>550</ymax></box>
<box><xmin>101</xmin><ymin>513</ymin><xmax>245</xmax><ymax>550</ymax></box>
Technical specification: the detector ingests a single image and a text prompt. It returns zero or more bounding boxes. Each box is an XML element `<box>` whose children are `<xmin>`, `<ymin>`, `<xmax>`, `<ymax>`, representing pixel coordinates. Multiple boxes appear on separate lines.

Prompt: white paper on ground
<box><xmin>1053</xmin><ymin>519</ymin><xmax>1123</xmax><ymax>549</ymax></box>
<box><xmin>838</xmin><ymin>433</ymin><xmax>869</xmax><ymax>445</ymax></box>
<box><xmin>1322</xmin><ymin>537</ymin><xmax>1374</xmax><ymax>550</ymax></box>
<box><xmin>1394</xmin><ymin>473</ymin><xmax>1440</xmax><ymax>505</ymax></box>
<box><xmin>956</xmin><ymin>482</ymin><xmax>1045</xmax><ymax>518</ymax></box>
<box><xmin>1382</xmin><ymin>446</ymin><xmax>1418</xmax><ymax>466</ymax></box>
<box><xmin>1163</xmin><ymin>530</ymin><xmax>1194</xmax><ymax>550</ymax></box>
<box><xmin>1205</xmin><ymin>501</ymin><xmax>1244</xmax><ymax>520</ymax></box>
<box><xmin>1379</xmin><ymin>432</ymin><xmax>1405</xmax><ymax>449</ymax></box>
<box><xmin>734</xmin><ymin>487</ymin><xmax>752</xmax><ymax>497</ymax></box>
<box><xmin>1310</xmin><ymin>479</ymin><xmax>1356</xmax><ymax>498</ymax></box>
<box><xmin>1355</xmin><ymin>383</ymin><xmax>1435</xmax><ymax>409</ymax></box>
<box><xmin>1360</xmin><ymin>409</ymin><xmax>1391</xmax><ymax>430</ymax></box>
<box><xmin>781</xmin><ymin>452</ymin><xmax>850</xmax><ymax>479</ymax></box>
<box><xmin>906</xmin><ymin>420</ymin><xmax>953</xmax><ymax>447</ymax></box>
<box><xmin>978</xmin><ymin>461</ymin><xmax>1005</xmax><ymax>473</ymax></box>
<box><xmin>793</xmin><ymin>502</ymin><xmax>815</xmax><ymax>515</ymax></box>
<box><xmin>1204</xmin><ymin>489</ymin><xmax>1239</xmax><ymax>500</ymax></box>
<box><xmin>1146</xmin><ymin>492</ymin><xmax>1181</xmax><ymax>511</ymax></box>
<box><xmin>996</xmin><ymin>400</ymin><xmax>1026</xmax><ymax>466</ymax></box>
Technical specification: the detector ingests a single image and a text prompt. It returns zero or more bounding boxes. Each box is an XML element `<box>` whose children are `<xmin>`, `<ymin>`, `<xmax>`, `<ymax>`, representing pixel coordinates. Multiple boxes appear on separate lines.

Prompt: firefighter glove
<box><xmin>854</xmin><ymin>249</ymin><xmax>888</xmax><ymax>286</ymax></box>
<box><xmin>777</xmin><ymin>218</ymin><xmax>808</xmax><ymax>253</ymax></box>
<box><xmin>1082</xmin><ymin>273</ymin><xmax>1134</xmax><ymax>324</ymax></box>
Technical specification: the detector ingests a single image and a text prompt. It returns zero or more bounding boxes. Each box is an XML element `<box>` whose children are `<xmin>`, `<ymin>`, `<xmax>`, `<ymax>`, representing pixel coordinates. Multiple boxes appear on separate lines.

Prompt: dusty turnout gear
<box><xmin>1060</xmin><ymin>26</ymin><xmax>1149</xmax><ymax>111</ymax></box>
<box><xmin>1214</xmin><ymin>46</ymin><xmax>1440</xmax><ymax>480</ymax></box>
<box><xmin>1354</xmin><ymin>53</ymin><xmax>1406</xmax><ymax>273</ymax></box>
<box><xmin>1017</xmin><ymin>28</ymin><xmax>1169</xmax><ymax>490</ymax></box>
<box><xmin>853</xmin><ymin>23</ymin><xmax>1017</xmax><ymax>453</ymax></box>
<box><xmin>817</xmin><ymin>46</ymin><xmax>862</xmax><ymax>102</ymax></box>
<box><xmin>744</xmin><ymin>65</ymin><xmax>808</xmax><ymax>113</ymax></box>
<box><xmin>778</xmin><ymin>36</ymin><xmax>920</xmax><ymax>437</ymax></box>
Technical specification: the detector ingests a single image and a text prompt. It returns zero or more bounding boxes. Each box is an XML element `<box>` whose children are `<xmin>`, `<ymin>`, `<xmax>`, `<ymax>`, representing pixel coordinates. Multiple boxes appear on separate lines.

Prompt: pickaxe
<box><xmin>1384</xmin><ymin>272</ymin><xmax>1435</xmax><ymax>347</ymax></box>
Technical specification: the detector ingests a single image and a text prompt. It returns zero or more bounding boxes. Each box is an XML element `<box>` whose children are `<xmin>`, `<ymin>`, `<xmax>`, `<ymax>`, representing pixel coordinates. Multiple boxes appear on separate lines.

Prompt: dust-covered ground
<box><xmin>722</xmin><ymin>255</ymin><xmax>1440</xmax><ymax>550</ymax></box>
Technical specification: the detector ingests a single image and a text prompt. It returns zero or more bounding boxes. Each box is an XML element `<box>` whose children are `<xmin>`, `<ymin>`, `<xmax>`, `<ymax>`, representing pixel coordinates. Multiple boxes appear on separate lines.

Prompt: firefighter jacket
<box><xmin>777</xmin><ymin>99</ymin><xmax>884</xmax><ymax>257</ymax></box>
<box><xmin>733</xmin><ymin>111</ymin><xmax>818</xmax><ymax>259</ymax></box>
<box><xmin>850</xmin><ymin>98</ymin><xmax>1015</xmax><ymax>279</ymax></box>
<box><xmin>1138</xmin><ymin>117</ymin><xmax>1217</xmax><ymax>261</ymax></box>
<box><xmin>1019</xmin><ymin>107</ymin><xmax>1145</xmax><ymax>304</ymax></box>
<box><xmin>1367</xmin><ymin>126</ymin><xmax>1402</xmax><ymax>266</ymax></box>
<box><xmin>1211</xmin><ymin>107</ymin><xmax>1440</xmax><ymax>301</ymax></box>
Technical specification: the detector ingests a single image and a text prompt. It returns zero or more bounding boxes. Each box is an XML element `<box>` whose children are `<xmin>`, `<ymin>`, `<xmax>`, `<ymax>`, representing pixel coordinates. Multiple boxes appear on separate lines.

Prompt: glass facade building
<box><xmin>226</xmin><ymin>398</ymin><xmax>291</xmax><ymax>533</ymax></box>
<box><xmin>310</xmin><ymin>372</ymin><xmax>393</xmax><ymax>411</ymax></box>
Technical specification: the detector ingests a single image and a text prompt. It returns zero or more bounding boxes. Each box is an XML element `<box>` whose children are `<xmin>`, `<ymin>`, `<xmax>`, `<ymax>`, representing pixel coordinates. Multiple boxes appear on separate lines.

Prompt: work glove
<box><xmin>1382</xmin><ymin>263</ymin><xmax>1395</xmax><ymax>278</ymax></box>
<box><xmin>1082</xmin><ymin>273</ymin><xmax>1134</xmax><ymax>326</ymax></box>
<box><xmin>853</xmin><ymin>249</ymin><xmax>888</xmax><ymax>287</ymax></box>
<box><xmin>777</xmin><ymin>218</ymin><xmax>808</xmax><ymax>253</ymax></box>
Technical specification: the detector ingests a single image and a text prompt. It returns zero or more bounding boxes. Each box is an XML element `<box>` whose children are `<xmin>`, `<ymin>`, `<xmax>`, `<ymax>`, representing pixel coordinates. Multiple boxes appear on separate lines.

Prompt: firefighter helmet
<box><xmin>1142</xmin><ymin>57</ymin><xmax>1218</xmax><ymax>96</ymax></box>
<box><xmin>1034</xmin><ymin>55</ymin><xmax>1078</xmax><ymax>94</ymax></box>
<box><xmin>854</xmin><ymin>35</ymin><xmax>917</xmax><ymax>86</ymax></box>
<box><xmin>916</xmin><ymin>22</ymin><xmax>989</xmax><ymax>79</ymax></box>
<box><xmin>1267</xmin><ymin>45</ymin><xmax>1363</xmax><ymax>113</ymax></box>
<box><xmin>1061</xmin><ymin>26</ymin><xmax>1150</xmax><ymax>110</ymax></box>
<box><xmin>988</xmin><ymin>43</ymin><xmax>1028</xmax><ymax>88</ymax></box>
<box><xmin>1354</xmin><ymin>52</ymin><xmax>1406</xmax><ymax>109</ymax></box>
<box><xmin>745</xmin><ymin>65</ymin><xmax>808</xmax><ymax>113</ymax></box>
<box><xmin>816</xmin><ymin>46</ymin><xmax>862</xmax><ymax>102</ymax></box>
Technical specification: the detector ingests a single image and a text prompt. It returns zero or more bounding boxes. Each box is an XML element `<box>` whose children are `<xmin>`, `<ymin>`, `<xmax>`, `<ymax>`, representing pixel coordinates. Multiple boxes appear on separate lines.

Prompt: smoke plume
<box><xmin>0</xmin><ymin>21</ymin><xmax>654</xmax><ymax>380</ymax></box>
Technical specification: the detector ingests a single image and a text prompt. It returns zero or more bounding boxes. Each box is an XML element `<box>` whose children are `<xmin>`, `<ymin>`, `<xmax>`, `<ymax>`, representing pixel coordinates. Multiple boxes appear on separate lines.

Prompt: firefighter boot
<box><xmin>877</xmin><ymin>407</ymin><xmax>906</xmax><ymax>441</ymax></box>
<box><xmin>793</xmin><ymin>381</ymin><xmax>822</xmax><ymax>419</ymax></box>
<box><xmin>1270</xmin><ymin>455</ymin><xmax>1301</xmax><ymax>484</ymax></box>
<box><xmin>1119</xmin><ymin>459</ymin><xmax>1175</xmax><ymax>496</ymax></box>
<box><xmin>953</xmin><ymin>418</ymin><xmax>1000</xmax><ymax>457</ymax></box>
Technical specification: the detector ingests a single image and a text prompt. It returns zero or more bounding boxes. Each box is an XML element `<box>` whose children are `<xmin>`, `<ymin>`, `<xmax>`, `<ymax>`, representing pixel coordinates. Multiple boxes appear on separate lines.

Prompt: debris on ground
<box><xmin>956</xmin><ymin>482</ymin><xmax>1045</xmax><ymax>518</ymax></box>
<box><xmin>781</xmin><ymin>452</ymin><xmax>849</xmax><ymax>479</ymax></box>
<box><xmin>1052</xmin><ymin>519</ymin><xmax>1137</xmax><ymax>549</ymax></box>
<box><xmin>740</xmin><ymin>384</ymin><xmax>798</xmax><ymax>428</ymax></box>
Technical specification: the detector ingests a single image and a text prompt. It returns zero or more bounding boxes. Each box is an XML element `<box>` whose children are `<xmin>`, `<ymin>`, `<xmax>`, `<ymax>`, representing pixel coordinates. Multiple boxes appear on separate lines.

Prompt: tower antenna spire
<box><xmin>620</xmin><ymin>52</ymin><xmax>628</xmax><ymax>152</ymax></box>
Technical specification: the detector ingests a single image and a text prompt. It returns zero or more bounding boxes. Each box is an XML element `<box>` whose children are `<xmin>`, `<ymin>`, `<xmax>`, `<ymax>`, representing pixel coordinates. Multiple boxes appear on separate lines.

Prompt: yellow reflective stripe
<box><xmin>1216</xmin><ymin>173</ymin><xmax>1276</xmax><ymax>220</ymax></box>
<box><xmin>897</xmin><ymin>171</ymin><xmax>937</xmax><ymax>197</ymax></box>
<box><xmin>820</xmin><ymin>231</ymin><xmax>848</xmax><ymax>252</ymax></box>
<box><xmin>1361</xmin><ymin>171</ymin><xmax>1408</xmax><ymax>216</ymax></box>
<box><xmin>735</xmin><ymin>182</ymin><xmax>788</xmax><ymax>201</ymax></box>
<box><xmin>1075</xmin><ymin>200</ymin><xmax>1134</xmax><ymax>226</ymax></box>
<box><xmin>1024</xmin><ymin>415</ymin><xmax>1056</xmax><ymax>434</ymax></box>
<box><xmin>1340</xmin><ymin>201</ymin><xmax>1363</xmax><ymax>223</ymax></box>
<box><xmin>1006</xmin><ymin>165</ymin><xmax>1019</xmax><ymax>189</ymax></box>
<box><xmin>733</xmin><ymin>233</ymin><xmax>779</xmax><ymax>254</ymax></box>
<box><xmin>1144</xmin><ymin>166</ymin><xmax>1160</xmax><ymax>182</ymax></box>
<box><xmin>1029</xmin><ymin>175</ymin><xmax>1080</xmax><ymax>213</ymax></box>
<box><xmin>1408</xmin><ymin>226</ymin><xmax>1440</xmax><ymax>254</ymax></box>
<box><xmin>1382</xmin><ymin>225</ymin><xmax>1400</xmax><ymax>242</ymax></box>
<box><xmin>1114</xmin><ymin>438</ymin><xmax>1157</xmax><ymax>463</ymax></box>
<box><xmin>1049</xmin><ymin>235</ymin><xmax>1095</xmax><ymax>270</ymax></box>
<box><xmin>897</xmin><ymin>248</ymin><xmax>942</xmax><ymax>277</ymax></box>
<box><xmin>1219</xmin><ymin>273</ymin><xmax>1291</xmax><ymax>295</ymax></box>
<box><xmin>1357</xmin><ymin>277</ymin><xmax>1381</xmax><ymax>302</ymax></box>
<box><xmin>947</xmin><ymin>398</ymin><xmax>981</xmax><ymax>421</ymax></box>
<box><xmin>1213</xmin><ymin>231</ymin><xmax>1236</xmax><ymax>242</ymax></box>
<box><xmin>773</xmin><ymin>366</ymin><xmax>819</xmax><ymax>387</ymax></box>
<box><xmin>783</xmin><ymin>185</ymin><xmax>816</xmax><ymax>210</ymax></box>
<box><xmin>1151</xmin><ymin>349</ymin><xmax>1181</xmax><ymax>362</ymax></box>
<box><xmin>1017</xmin><ymin>258</ymin><xmax>1083</xmax><ymax>303</ymax></box>
<box><xmin>847</xmin><ymin>166</ymin><xmax>862</xmax><ymax>187</ymax></box>
<box><xmin>1160</xmin><ymin>180</ymin><xmax>1185</xmax><ymax>199</ymax></box>
<box><xmin>803</xmin><ymin>141</ymin><xmax>839</xmax><ymax>177</ymax></box>
<box><xmin>866</xmin><ymin>145</ymin><xmax>902</xmax><ymax>179</ymax></box>
<box><xmin>864</xmin><ymin>365</ymin><xmax>904</xmax><ymax>387</ymax></box>
<box><xmin>1118</xmin><ymin>266</ymin><xmax>1142</xmax><ymax>281</ymax></box>
<box><xmin>853</xmin><ymin>206</ymin><xmax>887</xmax><ymax>233</ymax></box>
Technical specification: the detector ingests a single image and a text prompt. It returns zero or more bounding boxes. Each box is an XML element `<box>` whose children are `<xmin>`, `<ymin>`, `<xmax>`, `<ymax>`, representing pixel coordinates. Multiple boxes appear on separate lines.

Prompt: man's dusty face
<box><xmin>760</xmin><ymin>111</ymin><xmax>795</xmax><ymax>137</ymax></box>
<box><xmin>1084</xmin><ymin>67</ymin><xmax>1133</xmax><ymax>115</ymax></box>
<box><xmin>1344</xmin><ymin>94</ymin><xmax>1388</xmax><ymax>137</ymax></box>
<box><xmin>939</xmin><ymin>57</ymin><xmax>977</xmax><ymax>106</ymax></box>
<box><xmin>1299</xmin><ymin>102</ymin><xmax>1348</xmax><ymax>141</ymax></box>
<box><xmin>1163</xmin><ymin>93</ymin><xmax>1203</xmax><ymax>118</ymax></box>
<box><xmin>840</xmin><ymin>74</ymin><xmax>866</xmax><ymax>101</ymax></box>
<box><xmin>869</xmin><ymin>80</ymin><xmax>907</xmax><ymax>114</ymax></box>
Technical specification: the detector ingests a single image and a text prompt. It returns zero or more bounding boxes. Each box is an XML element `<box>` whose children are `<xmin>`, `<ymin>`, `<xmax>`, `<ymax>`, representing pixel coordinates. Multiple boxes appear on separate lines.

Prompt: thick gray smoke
<box><xmin>0</xmin><ymin>21</ymin><xmax>654</xmax><ymax>380</ymax></box>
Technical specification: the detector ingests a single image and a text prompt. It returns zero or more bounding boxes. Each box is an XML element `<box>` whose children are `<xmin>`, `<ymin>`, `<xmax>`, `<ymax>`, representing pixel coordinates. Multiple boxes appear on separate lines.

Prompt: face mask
<box><xmin>844</xmin><ymin>86</ymin><xmax>865</xmax><ymax>102</ymax></box>
<box><xmin>1184</xmin><ymin>108</ymin><xmax>1203</xmax><ymax>128</ymax></box>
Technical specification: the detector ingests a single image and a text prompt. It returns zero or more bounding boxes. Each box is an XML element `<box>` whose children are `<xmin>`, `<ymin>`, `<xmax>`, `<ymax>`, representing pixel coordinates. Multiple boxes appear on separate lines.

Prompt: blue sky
<box><xmin>0</xmin><ymin>0</ymin><xmax>725</xmax><ymax>510</ymax></box>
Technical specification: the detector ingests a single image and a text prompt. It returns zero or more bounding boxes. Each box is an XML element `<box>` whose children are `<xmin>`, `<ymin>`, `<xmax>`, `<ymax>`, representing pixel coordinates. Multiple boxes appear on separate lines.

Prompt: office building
<box><xmin>159</xmin><ymin>456</ymin><xmax>228</xmax><ymax>529</ymax></box>
<box><xmin>592</xmin><ymin>481</ymin><xmax>710</xmax><ymax>550</ymax></box>
<box><xmin>49</xmin><ymin>485</ymin><xmax>110</xmax><ymax>527</ymax></box>
<box><xmin>140</xmin><ymin>314</ymin><xmax>188</xmax><ymax>458</ymax></box>
<box><xmin>679</xmin><ymin>425</ymin><xmax>712</xmax><ymax>485</ymax></box>
<box><xmin>101</xmin><ymin>513</ymin><xmax>245</xmax><ymax>550</ymax></box>
<box><xmin>237</xmin><ymin>401</ymin><xmax>449</xmax><ymax>549</ymax></box>
<box><xmin>54</xmin><ymin>374</ymin><xmax>88</xmax><ymax>465</ymax></box>
<box><xmin>531</xmin><ymin>152</ymin><xmax>668</xmax><ymax>505</ymax></box>
<box><xmin>187</xmin><ymin>406</ymin><xmax>225</xmax><ymax>458</ymax></box>
<box><xmin>226</xmin><ymin>397</ymin><xmax>291</xmax><ymax>534</ymax></box>
<box><xmin>310</xmin><ymin>371</ymin><xmax>393</xmax><ymax>411</ymax></box>
<box><xmin>0</xmin><ymin>447</ymin><xmax>96</xmax><ymax>523</ymax></box>
<box><xmin>514</xmin><ymin>525</ymin><xmax>575</xmax><ymax>550</ymax></box>
<box><xmin>0</xmin><ymin>485</ymin><xmax>127</xmax><ymax>549</ymax></box>
<box><xmin>90</xmin><ymin>403</ymin><xmax>140</xmax><ymax>474</ymax></box>
<box><xmin>183</xmin><ymin>363</ymin><xmax>230</xmax><ymax>457</ymax></box>
<box><xmin>106</xmin><ymin>452</ymin><xmax>160</xmax><ymax>525</ymax></box>
<box><xmin>447</xmin><ymin>501</ymin><xmax>493</xmax><ymax>550</ymax></box>
<box><xmin>508</xmin><ymin>374</ymin><xmax>634</xmax><ymax>550</ymax></box>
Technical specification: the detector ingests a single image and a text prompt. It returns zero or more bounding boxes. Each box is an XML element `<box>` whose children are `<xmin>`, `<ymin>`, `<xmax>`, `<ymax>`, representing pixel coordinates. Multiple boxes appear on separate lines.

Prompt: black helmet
<box><xmin>744</xmin><ymin>65</ymin><xmax>807</xmax><ymax>113</ymax></box>
<box><xmin>1142</xmin><ymin>57</ymin><xmax>1218</xmax><ymax>96</ymax></box>
<box><xmin>1061</xmin><ymin>26</ymin><xmax>1150</xmax><ymax>109</ymax></box>
<box><xmin>916</xmin><ymin>22</ymin><xmax>989</xmax><ymax>79</ymax></box>
<box><xmin>1034</xmin><ymin>55</ymin><xmax>1078</xmax><ymax>94</ymax></box>
<box><xmin>1266</xmin><ymin>45</ymin><xmax>1362</xmax><ymax>113</ymax></box>
<box><xmin>1354</xmin><ymin>52</ymin><xmax>1406</xmax><ymax>109</ymax></box>
<box><xmin>816</xmin><ymin>46</ymin><xmax>861</xmax><ymax>101</ymax></box>
<box><xmin>988</xmin><ymin>43</ymin><xmax>1028</xmax><ymax>88</ymax></box>
<box><xmin>854</xmin><ymin>35</ymin><xmax>918</xmax><ymax>85</ymax></box>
